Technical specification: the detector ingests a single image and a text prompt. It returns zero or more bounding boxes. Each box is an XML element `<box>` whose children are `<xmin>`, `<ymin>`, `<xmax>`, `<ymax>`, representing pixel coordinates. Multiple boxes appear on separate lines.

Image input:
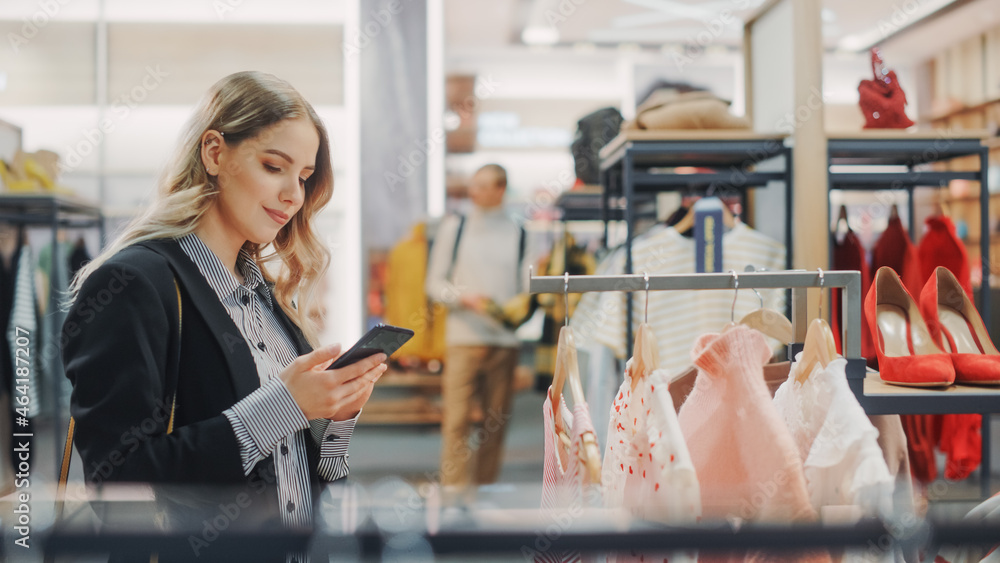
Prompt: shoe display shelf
<box><xmin>827</xmin><ymin>131</ymin><xmax>996</xmax><ymax>498</ymax></box>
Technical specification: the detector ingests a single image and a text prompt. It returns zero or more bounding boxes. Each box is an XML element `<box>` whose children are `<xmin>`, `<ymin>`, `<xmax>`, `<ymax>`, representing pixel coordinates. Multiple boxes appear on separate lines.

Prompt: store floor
<box><xmin>349</xmin><ymin>386</ymin><xmax>547</xmax><ymax>499</ymax></box>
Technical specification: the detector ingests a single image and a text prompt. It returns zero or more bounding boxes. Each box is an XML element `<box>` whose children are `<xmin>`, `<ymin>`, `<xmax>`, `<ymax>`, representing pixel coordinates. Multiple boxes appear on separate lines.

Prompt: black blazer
<box><xmin>63</xmin><ymin>238</ymin><xmax>323</xmax><ymax>559</ymax></box>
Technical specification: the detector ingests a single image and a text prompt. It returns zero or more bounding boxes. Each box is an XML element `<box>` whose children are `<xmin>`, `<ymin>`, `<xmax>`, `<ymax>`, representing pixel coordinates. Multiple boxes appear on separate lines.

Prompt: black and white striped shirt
<box><xmin>178</xmin><ymin>233</ymin><xmax>356</xmax><ymax>530</ymax></box>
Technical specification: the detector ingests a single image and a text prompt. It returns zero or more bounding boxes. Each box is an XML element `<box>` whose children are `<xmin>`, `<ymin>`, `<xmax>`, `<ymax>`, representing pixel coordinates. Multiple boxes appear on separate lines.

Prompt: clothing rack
<box><xmin>532</xmin><ymin>269</ymin><xmax>1000</xmax><ymax>498</ymax></box>
<box><xmin>828</xmin><ymin>132</ymin><xmax>996</xmax><ymax>499</ymax></box>
<box><xmin>530</xmin><ymin>270</ymin><xmax>863</xmax><ymax>358</ymax></box>
<box><xmin>598</xmin><ymin>132</ymin><xmax>794</xmax><ymax>355</ymax></box>
<box><xmin>0</xmin><ymin>194</ymin><xmax>105</xmax><ymax>476</ymax></box>
<box><xmin>827</xmin><ymin>132</ymin><xmax>992</xmax><ymax>332</ymax></box>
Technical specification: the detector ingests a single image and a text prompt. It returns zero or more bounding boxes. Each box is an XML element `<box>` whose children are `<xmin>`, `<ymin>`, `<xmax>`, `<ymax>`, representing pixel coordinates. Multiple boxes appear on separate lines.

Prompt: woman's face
<box><xmin>205</xmin><ymin>116</ymin><xmax>320</xmax><ymax>245</ymax></box>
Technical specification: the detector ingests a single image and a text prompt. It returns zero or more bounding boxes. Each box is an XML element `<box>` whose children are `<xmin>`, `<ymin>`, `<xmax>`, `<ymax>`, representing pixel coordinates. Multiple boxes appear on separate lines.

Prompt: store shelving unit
<box><xmin>827</xmin><ymin>131</ymin><xmax>996</xmax><ymax>498</ymax></box>
<box><xmin>827</xmin><ymin>131</ymin><xmax>991</xmax><ymax>276</ymax></box>
<box><xmin>554</xmin><ymin>188</ymin><xmax>657</xmax><ymax>246</ymax></box>
<box><xmin>0</xmin><ymin>193</ymin><xmax>105</xmax><ymax>471</ymax></box>
<box><xmin>597</xmin><ymin>130</ymin><xmax>793</xmax><ymax>353</ymax></box>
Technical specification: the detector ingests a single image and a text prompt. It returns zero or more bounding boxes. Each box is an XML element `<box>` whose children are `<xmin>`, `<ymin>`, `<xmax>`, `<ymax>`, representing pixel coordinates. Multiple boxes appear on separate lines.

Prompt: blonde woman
<box><xmin>62</xmin><ymin>72</ymin><xmax>384</xmax><ymax>559</ymax></box>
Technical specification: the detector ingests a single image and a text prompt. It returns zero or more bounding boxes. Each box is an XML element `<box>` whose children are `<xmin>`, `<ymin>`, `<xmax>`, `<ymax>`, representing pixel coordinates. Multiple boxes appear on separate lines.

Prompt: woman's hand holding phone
<box><xmin>280</xmin><ymin>343</ymin><xmax>387</xmax><ymax>421</ymax></box>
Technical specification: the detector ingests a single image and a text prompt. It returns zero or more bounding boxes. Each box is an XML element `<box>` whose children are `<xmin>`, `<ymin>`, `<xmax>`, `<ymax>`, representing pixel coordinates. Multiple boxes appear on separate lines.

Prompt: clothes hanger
<box><xmin>889</xmin><ymin>203</ymin><xmax>900</xmax><ymax>221</ymax></box>
<box><xmin>834</xmin><ymin>205</ymin><xmax>851</xmax><ymax>244</ymax></box>
<box><xmin>794</xmin><ymin>268</ymin><xmax>840</xmax><ymax>384</ymax></box>
<box><xmin>720</xmin><ymin>269</ymin><xmax>741</xmax><ymax>333</ymax></box>
<box><xmin>838</xmin><ymin>204</ymin><xmax>849</xmax><ymax>224</ymax></box>
<box><xmin>629</xmin><ymin>272</ymin><xmax>661</xmax><ymax>392</ymax></box>
<box><xmin>932</xmin><ymin>192</ymin><xmax>948</xmax><ymax>218</ymax></box>
<box><xmin>672</xmin><ymin>195</ymin><xmax>736</xmax><ymax>235</ymax></box>
<box><xmin>738</xmin><ymin>266</ymin><xmax>794</xmax><ymax>344</ymax></box>
<box><xmin>549</xmin><ymin>272</ymin><xmax>602</xmax><ymax>484</ymax></box>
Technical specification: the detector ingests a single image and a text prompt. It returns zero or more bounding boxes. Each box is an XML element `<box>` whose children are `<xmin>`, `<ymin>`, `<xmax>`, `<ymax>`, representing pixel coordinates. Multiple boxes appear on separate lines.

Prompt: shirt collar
<box><xmin>177</xmin><ymin>233</ymin><xmax>273</xmax><ymax>310</ymax></box>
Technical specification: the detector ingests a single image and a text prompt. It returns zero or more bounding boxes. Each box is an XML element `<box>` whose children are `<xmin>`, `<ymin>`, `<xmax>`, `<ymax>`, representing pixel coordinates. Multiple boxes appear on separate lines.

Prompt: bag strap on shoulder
<box><xmin>53</xmin><ymin>277</ymin><xmax>182</xmax><ymax>524</ymax></box>
<box><xmin>445</xmin><ymin>214</ymin><xmax>465</xmax><ymax>283</ymax></box>
<box><xmin>446</xmin><ymin>213</ymin><xmax>527</xmax><ymax>284</ymax></box>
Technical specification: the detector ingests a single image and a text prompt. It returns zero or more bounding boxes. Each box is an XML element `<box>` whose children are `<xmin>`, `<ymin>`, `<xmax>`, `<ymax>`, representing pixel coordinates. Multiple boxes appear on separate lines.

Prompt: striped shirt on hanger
<box><xmin>571</xmin><ymin>223</ymin><xmax>787</xmax><ymax>374</ymax></box>
<box><xmin>178</xmin><ymin>233</ymin><xmax>357</xmax><ymax>531</ymax></box>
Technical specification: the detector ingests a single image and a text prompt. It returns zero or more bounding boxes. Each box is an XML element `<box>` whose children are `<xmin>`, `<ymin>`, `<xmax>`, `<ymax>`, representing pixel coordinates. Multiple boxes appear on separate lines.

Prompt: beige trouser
<box><xmin>440</xmin><ymin>345</ymin><xmax>519</xmax><ymax>487</ymax></box>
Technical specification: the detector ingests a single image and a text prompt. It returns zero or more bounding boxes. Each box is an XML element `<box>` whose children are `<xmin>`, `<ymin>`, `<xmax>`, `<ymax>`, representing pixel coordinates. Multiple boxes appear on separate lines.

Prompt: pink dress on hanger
<box><xmin>678</xmin><ymin>325</ymin><xmax>815</xmax><ymax>523</ymax></box>
<box><xmin>602</xmin><ymin>363</ymin><xmax>701</xmax><ymax>563</ymax></box>
<box><xmin>679</xmin><ymin>326</ymin><xmax>830</xmax><ymax>563</ymax></box>
<box><xmin>539</xmin><ymin>389</ymin><xmax>602</xmax><ymax>563</ymax></box>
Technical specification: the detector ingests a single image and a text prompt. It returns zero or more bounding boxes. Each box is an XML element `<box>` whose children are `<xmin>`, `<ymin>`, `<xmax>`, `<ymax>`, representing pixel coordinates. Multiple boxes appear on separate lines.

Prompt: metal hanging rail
<box><xmin>529</xmin><ymin>269</ymin><xmax>862</xmax><ymax>358</ymax></box>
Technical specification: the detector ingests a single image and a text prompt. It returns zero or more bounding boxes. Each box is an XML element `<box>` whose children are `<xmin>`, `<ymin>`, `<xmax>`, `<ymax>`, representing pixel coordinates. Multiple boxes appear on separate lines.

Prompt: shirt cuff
<box><xmin>310</xmin><ymin>411</ymin><xmax>359</xmax><ymax>457</ymax></box>
<box><xmin>311</xmin><ymin>411</ymin><xmax>359</xmax><ymax>481</ymax></box>
<box><xmin>224</xmin><ymin>378</ymin><xmax>310</xmax><ymax>475</ymax></box>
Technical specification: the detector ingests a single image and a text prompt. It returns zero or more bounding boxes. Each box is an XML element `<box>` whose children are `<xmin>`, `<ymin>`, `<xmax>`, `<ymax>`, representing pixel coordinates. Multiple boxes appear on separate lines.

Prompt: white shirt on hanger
<box><xmin>572</xmin><ymin>223</ymin><xmax>786</xmax><ymax>375</ymax></box>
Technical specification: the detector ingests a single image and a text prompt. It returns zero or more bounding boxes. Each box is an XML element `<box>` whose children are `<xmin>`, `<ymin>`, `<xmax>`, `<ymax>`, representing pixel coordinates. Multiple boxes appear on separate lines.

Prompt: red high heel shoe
<box><xmin>866</xmin><ymin>267</ymin><xmax>955</xmax><ymax>387</ymax></box>
<box><xmin>919</xmin><ymin>266</ymin><xmax>1000</xmax><ymax>385</ymax></box>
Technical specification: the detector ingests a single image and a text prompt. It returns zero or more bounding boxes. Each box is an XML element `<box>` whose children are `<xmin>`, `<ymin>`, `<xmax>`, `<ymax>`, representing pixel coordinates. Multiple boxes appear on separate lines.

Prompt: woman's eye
<box><xmin>264</xmin><ymin>163</ymin><xmax>281</xmax><ymax>173</ymax></box>
<box><xmin>299</xmin><ymin>177</ymin><xmax>307</xmax><ymax>187</ymax></box>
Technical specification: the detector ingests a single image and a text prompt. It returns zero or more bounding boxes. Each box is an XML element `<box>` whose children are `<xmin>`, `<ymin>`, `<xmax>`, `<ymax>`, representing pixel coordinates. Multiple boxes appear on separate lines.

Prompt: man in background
<box><xmin>426</xmin><ymin>163</ymin><xmax>528</xmax><ymax>494</ymax></box>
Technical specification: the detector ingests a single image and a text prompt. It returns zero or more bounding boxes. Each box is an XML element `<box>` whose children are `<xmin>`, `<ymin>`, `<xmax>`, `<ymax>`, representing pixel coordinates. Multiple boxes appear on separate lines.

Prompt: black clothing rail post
<box><xmin>597</xmin><ymin>133</ymin><xmax>793</xmax><ymax>358</ymax></box>
<box><xmin>827</xmin><ymin>134</ymin><xmax>994</xmax><ymax>498</ymax></box>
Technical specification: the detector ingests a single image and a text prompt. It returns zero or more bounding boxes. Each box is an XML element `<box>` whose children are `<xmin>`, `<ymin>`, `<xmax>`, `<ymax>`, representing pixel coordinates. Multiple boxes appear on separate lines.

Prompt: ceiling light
<box><xmin>522</xmin><ymin>26</ymin><xmax>559</xmax><ymax>46</ymax></box>
<box><xmin>821</xmin><ymin>8</ymin><xmax>836</xmax><ymax>23</ymax></box>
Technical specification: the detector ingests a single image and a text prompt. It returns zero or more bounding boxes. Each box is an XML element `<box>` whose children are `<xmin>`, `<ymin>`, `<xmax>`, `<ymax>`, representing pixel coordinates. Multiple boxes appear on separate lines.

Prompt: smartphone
<box><xmin>327</xmin><ymin>324</ymin><xmax>415</xmax><ymax>370</ymax></box>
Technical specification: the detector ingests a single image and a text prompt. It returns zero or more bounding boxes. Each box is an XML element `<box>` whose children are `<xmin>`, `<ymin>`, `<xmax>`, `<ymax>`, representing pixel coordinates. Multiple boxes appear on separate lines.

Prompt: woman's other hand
<box><xmin>280</xmin><ymin>344</ymin><xmax>387</xmax><ymax>421</ymax></box>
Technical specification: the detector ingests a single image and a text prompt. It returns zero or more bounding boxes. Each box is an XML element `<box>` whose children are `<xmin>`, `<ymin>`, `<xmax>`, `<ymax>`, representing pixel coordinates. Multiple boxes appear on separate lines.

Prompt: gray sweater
<box><xmin>425</xmin><ymin>207</ymin><xmax>529</xmax><ymax>348</ymax></box>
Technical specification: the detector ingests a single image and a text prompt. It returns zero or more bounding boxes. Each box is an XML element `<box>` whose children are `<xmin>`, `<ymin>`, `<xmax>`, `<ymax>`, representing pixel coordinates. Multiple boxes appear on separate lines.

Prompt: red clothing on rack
<box><xmin>871</xmin><ymin>216</ymin><xmax>923</xmax><ymax>296</ymax></box>
<box><xmin>916</xmin><ymin>214</ymin><xmax>981</xmax><ymax>482</ymax></box>
<box><xmin>918</xmin><ymin>215</ymin><xmax>972</xmax><ymax>297</ymax></box>
<box><xmin>831</xmin><ymin>229</ymin><xmax>875</xmax><ymax>364</ymax></box>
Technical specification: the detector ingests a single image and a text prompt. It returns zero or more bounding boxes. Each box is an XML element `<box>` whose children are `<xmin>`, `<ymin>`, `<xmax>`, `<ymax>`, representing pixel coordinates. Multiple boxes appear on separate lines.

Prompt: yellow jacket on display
<box><xmin>384</xmin><ymin>222</ymin><xmax>447</xmax><ymax>363</ymax></box>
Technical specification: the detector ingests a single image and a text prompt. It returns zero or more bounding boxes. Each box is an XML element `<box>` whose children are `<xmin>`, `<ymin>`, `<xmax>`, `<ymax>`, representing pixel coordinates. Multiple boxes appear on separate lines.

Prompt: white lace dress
<box><xmin>773</xmin><ymin>355</ymin><xmax>895</xmax><ymax>563</ymax></box>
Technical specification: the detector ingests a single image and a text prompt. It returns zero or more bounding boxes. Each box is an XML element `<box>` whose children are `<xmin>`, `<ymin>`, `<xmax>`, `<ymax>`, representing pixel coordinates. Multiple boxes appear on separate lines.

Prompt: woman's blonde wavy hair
<box><xmin>68</xmin><ymin>71</ymin><xmax>333</xmax><ymax>346</ymax></box>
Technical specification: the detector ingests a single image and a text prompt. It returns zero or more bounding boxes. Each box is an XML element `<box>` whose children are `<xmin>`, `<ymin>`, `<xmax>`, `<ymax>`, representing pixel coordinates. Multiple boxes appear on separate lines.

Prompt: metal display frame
<box><xmin>827</xmin><ymin>135</ymin><xmax>991</xmax><ymax>326</ymax></box>
<box><xmin>531</xmin><ymin>270</ymin><xmax>863</xmax><ymax>356</ymax></box>
<box><xmin>554</xmin><ymin>190</ymin><xmax>657</xmax><ymax>238</ymax></box>
<box><xmin>598</xmin><ymin>133</ymin><xmax>793</xmax><ymax>355</ymax></box>
<box><xmin>828</xmin><ymin>134</ymin><xmax>996</xmax><ymax>498</ymax></box>
<box><xmin>532</xmin><ymin>269</ymin><xmax>999</xmax><ymax>497</ymax></box>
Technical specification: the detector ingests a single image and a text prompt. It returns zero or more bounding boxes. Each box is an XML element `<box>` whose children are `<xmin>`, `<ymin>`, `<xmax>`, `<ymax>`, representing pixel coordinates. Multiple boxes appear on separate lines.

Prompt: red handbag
<box><xmin>858</xmin><ymin>48</ymin><xmax>914</xmax><ymax>129</ymax></box>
